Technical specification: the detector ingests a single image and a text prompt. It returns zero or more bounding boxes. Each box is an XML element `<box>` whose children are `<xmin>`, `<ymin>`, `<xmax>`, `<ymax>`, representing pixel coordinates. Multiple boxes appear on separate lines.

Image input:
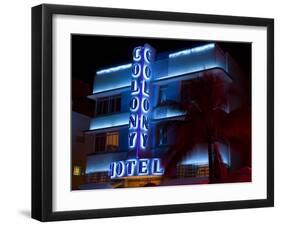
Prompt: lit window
<box><xmin>196</xmin><ymin>165</ymin><xmax>209</xmax><ymax>177</ymax></box>
<box><xmin>106</xmin><ymin>132</ymin><xmax>119</xmax><ymax>151</ymax></box>
<box><xmin>73</xmin><ymin>166</ymin><xmax>81</xmax><ymax>176</ymax></box>
<box><xmin>94</xmin><ymin>132</ymin><xmax>119</xmax><ymax>152</ymax></box>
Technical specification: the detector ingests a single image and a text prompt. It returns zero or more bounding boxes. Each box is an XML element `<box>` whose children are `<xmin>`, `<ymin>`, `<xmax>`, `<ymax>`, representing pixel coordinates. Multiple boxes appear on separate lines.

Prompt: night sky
<box><xmin>71</xmin><ymin>34</ymin><xmax>251</xmax><ymax>88</ymax></box>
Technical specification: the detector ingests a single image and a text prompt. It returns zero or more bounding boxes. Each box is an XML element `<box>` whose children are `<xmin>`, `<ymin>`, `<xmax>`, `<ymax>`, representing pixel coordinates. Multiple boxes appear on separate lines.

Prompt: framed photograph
<box><xmin>32</xmin><ymin>4</ymin><xmax>274</xmax><ymax>221</ymax></box>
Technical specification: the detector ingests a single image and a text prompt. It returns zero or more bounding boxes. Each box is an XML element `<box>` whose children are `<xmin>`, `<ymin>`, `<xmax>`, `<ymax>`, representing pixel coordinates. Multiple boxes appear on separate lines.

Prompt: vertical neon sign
<box><xmin>129</xmin><ymin>44</ymin><xmax>154</xmax><ymax>158</ymax></box>
<box><xmin>109</xmin><ymin>44</ymin><xmax>164</xmax><ymax>179</ymax></box>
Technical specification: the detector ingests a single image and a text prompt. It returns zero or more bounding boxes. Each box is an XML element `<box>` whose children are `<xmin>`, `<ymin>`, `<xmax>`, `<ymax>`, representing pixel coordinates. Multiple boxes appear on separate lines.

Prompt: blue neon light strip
<box><xmin>181</xmin><ymin>155</ymin><xmax>229</xmax><ymax>166</ymax></box>
<box><xmin>152</xmin><ymin>110</ymin><xmax>186</xmax><ymax>120</ymax></box>
<box><xmin>89</xmin><ymin>110</ymin><xmax>187</xmax><ymax>131</ymax></box>
<box><xmin>169</xmin><ymin>43</ymin><xmax>215</xmax><ymax>58</ymax></box>
<box><xmin>85</xmin><ymin>152</ymin><xmax>128</xmax><ymax>174</ymax></box>
<box><xmin>96</xmin><ymin>63</ymin><xmax>132</xmax><ymax>75</ymax></box>
<box><xmin>89</xmin><ymin>113</ymin><xmax>129</xmax><ymax>131</ymax></box>
<box><xmin>155</xmin><ymin>63</ymin><xmax>220</xmax><ymax>81</ymax></box>
<box><xmin>181</xmin><ymin>145</ymin><xmax>230</xmax><ymax>166</ymax></box>
<box><xmin>92</xmin><ymin>80</ymin><xmax>130</xmax><ymax>94</ymax></box>
<box><xmin>152</xmin><ymin>106</ymin><xmax>186</xmax><ymax>120</ymax></box>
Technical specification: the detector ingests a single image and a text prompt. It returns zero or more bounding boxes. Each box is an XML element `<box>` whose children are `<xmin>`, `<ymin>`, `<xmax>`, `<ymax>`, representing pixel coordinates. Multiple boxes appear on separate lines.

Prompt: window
<box><xmin>95</xmin><ymin>133</ymin><xmax>106</xmax><ymax>153</ymax></box>
<box><xmin>158</xmin><ymin>125</ymin><xmax>168</xmax><ymax>145</ymax></box>
<box><xmin>177</xmin><ymin>165</ymin><xmax>199</xmax><ymax>178</ymax></box>
<box><xmin>73</xmin><ymin>165</ymin><xmax>81</xmax><ymax>176</ymax></box>
<box><xmin>96</xmin><ymin>95</ymin><xmax>121</xmax><ymax>116</ymax></box>
<box><xmin>94</xmin><ymin>132</ymin><xmax>119</xmax><ymax>152</ymax></box>
<box><xmin>181</xmin><ymin>80</ymin><xmax>196</xmax><ymax>102</ymax></box>
<box><xmin>87</xmin><ymin>172</ymin><xmax>110</xmax><ymax>184</ymax></box>
<box><xmin>106</xmin><ymin>132</ymin><xmax>119</xmax><ymax>151</ymax></box>
<box><xmin>97</xmin><ymin>98</ymin><xmax>108</xmax><ymax>115</ymax></box>
<box><xmin>158</xmin><ymin>85</ymin><xmax>168</xmax><ymax>104</ymax></box>
<box><xmin>196</xmin><ymin>165</ymin><xmax>209</xmax><ymax>177</ymax></box>
<box><xmin>109</xmin><ymin>96</ymin><xmax>121</xmax><ymax>113</ymax></box>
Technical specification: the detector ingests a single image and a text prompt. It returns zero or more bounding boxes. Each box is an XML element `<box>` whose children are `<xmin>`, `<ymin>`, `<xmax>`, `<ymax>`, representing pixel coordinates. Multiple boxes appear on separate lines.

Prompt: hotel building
<box><xmin>81</xmin><ymin>43</ymin><xmax>244</xmax><ymax>189</ymax></box>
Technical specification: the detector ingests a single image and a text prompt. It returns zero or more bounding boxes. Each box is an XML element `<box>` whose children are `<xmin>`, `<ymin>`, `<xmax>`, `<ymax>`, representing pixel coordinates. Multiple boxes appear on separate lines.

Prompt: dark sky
<box><xmin>71</xmin><ymin>34</ymin><xmax>251</xmax><ymax>88</ymax></box>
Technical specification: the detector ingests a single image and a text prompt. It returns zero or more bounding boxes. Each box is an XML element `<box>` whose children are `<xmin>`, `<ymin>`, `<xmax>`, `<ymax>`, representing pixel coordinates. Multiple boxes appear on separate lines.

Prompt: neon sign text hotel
<box><xmin>109</xmin><ymin>158</ymin><xmax>164</xmax><ymax>179</ymax></box>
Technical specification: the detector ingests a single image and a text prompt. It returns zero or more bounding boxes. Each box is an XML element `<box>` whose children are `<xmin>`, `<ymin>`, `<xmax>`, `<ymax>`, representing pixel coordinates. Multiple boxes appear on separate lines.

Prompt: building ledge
<box><xmin>89</xmin><ymin>112</ymin><xmax>129</xmax><ymax>131</ymax></box>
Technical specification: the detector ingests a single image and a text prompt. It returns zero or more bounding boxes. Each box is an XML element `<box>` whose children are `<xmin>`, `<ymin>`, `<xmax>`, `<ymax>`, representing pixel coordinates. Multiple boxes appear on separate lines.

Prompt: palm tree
<box><xmin>162</xmin><ymin>70</ymin><xmax>251</xmax><ymax>183</ymax></box>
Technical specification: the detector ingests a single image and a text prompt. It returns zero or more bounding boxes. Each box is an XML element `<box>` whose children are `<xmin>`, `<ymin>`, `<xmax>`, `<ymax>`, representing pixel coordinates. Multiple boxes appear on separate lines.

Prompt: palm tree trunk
<box><xmin>208</xmin><ymin>141</ymin><xmax>214</xmax><ymax>183</ymax></box>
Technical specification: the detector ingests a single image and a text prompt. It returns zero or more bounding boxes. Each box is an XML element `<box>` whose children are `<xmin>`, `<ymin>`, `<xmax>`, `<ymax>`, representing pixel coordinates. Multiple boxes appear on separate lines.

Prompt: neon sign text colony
<box><xmin>109</xmin><ymin>44</ymin><xmax>164</xmax><ymax>179</ymax></box>
<box><xmin>128</xmin><ymin>44</ymin><xmax>153</xmax><ymax>155</ymax></box>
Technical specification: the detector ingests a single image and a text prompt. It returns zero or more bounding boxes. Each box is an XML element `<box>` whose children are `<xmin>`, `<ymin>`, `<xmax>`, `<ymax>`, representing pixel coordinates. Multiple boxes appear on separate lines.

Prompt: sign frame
<box><xmin>32</xmin><ymin>4</ymin><xmax>274</xmax><ymax>221</ymax></box>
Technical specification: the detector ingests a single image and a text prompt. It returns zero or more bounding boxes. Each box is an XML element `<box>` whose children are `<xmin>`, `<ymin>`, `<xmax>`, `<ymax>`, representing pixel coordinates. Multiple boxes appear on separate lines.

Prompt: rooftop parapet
<box><xmin>90</xmin><ymin>43</ymin><xmax>230</xmax><ymax>98</ymax></box>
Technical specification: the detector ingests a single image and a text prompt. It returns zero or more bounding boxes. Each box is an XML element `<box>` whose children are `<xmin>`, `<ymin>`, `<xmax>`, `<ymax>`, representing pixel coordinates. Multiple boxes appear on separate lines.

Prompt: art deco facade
<box><xmin>80</xmin><ymin>43</ymin><xmax>243</xmax><ymax>189</ymax></box>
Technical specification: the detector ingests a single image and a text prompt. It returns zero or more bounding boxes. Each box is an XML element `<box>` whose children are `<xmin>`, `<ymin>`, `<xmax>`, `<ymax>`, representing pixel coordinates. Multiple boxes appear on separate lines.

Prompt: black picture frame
<box><xmin>32</xmin><ymin>4</ymin><xmax>274</xmax><ymax>222</ymax></box>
